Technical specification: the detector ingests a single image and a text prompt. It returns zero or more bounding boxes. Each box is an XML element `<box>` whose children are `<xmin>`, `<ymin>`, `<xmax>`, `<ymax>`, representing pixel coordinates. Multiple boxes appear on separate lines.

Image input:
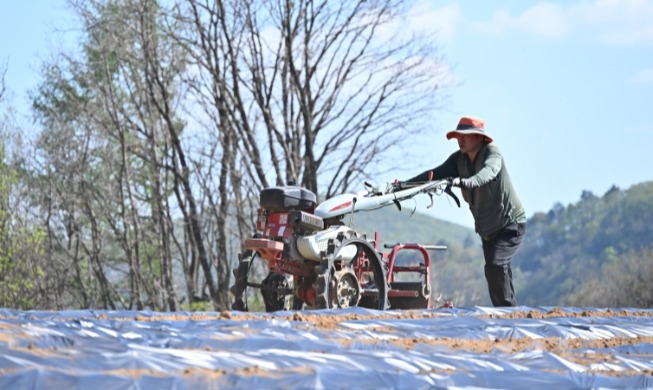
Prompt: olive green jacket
<box><xmin>407</xmin><ymin>143</ymin><xmax>525</xmax><ymax>239</ymax></box>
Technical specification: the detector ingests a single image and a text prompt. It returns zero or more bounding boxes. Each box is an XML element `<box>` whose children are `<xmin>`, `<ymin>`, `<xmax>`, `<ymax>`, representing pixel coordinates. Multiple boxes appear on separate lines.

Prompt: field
<box><xmin>1</xmin><ymin>306</ymin><xmax>652</xmax><ymax>389</ymax></box>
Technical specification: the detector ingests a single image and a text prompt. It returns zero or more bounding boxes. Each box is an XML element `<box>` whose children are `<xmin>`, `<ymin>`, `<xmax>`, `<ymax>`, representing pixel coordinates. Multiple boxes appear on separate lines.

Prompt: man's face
<box><xmin>456</xmin><ymin>133</ymin><xmax>485</xmax><ymax>155</ymax></box>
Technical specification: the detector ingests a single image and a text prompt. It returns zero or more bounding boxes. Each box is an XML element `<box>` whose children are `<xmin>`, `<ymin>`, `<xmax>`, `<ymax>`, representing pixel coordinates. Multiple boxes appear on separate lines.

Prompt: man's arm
<box><xmin>465</xmin><ymin>145</ymin><xmax>503</xmax><ymax>188</ymax></box>
<box><xmin>406</xmin><ymin>151</ymin><xmax>459</xmax><ymax>182</ymax></box>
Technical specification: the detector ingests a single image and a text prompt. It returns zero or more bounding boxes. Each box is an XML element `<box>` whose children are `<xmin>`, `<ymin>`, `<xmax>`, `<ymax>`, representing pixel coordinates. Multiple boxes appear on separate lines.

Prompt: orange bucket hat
<box><xmin>446</xmin><ymin>116</ymin><xmax>493</xmax><ymax>143</ymax></box>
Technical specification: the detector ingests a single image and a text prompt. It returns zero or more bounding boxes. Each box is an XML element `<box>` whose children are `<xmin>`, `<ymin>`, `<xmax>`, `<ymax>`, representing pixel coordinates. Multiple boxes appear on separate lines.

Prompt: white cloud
<box><xmin>572</xmin><ymin>0</ymin><xmax>653</xmax><ymax>44</ymax></box>
<box><xmin>374</xmin><ymin>3</ymin><xmax>460</xmax><ymax>47</ymax></box>
<box><xmin>404</xmin><ymin>3</ymin><xmax>461</xmax><ymax>43</ymax></box>
<box><xmin>630</xmin><ymin>68</ymin><xmax>653</xmax><ymax>83</ymax></box>
<box><xmin>369</xmin><ymin>2</ymin><xmax>460</xmax><ymax>89</ymax></box>
<box><xmin>475</xmin><ymin>3</ymin><xmax>567</xmax><ymax>38</ymax></box>
<box><xmin>472</xmin><ymin>0</ymin><xmax>653</xmax><ymax>44</ymax></box>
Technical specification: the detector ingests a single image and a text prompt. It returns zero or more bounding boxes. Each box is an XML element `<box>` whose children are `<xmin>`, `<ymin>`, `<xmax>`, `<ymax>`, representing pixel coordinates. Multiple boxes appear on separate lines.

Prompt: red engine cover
<box><xmin>256</xmin><ymin>209</ymin><xmax>293</xmax><ymax>239</ymax></box>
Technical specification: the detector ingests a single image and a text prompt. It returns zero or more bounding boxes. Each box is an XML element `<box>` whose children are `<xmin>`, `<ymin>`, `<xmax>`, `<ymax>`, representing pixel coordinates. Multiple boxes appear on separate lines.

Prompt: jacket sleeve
<box><xmin>406</xmin><ymin>151</ymin><xmax>459</xmax><ymax>183</ymax></box>
<box><xmin>467</xmin><ymin>145</ymin><xmax>502</xmax><ymax>188</ymax></box>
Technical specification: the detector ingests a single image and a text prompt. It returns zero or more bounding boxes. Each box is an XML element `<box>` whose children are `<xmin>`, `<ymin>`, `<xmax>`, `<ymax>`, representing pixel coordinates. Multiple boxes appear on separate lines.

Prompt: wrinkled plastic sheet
<box><xmin>1</xmin><ymin>306</ymin><xmax>653</xmax><ymax>389</ymax></box>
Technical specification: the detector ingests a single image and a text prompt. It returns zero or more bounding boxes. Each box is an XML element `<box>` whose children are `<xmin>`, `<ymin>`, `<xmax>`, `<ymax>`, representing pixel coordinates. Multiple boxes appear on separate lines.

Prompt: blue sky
<box><xmin>2</xmin><ymin>1</ymin><xmax>652</xmax><ymax>229</ymax></box>
<box><xmin>391</xmin><ymin>0</ymin><xmax>653</xmax><ymax>228</ymax></box>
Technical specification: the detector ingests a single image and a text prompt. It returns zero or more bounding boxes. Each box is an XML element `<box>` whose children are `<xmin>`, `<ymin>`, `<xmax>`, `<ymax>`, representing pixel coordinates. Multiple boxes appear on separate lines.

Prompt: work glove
<box><xmin>386</xmin><ymin>179</ymin><xmax>401</xmax><ymax>193</ymax></box>
<box><xmin>452</xmin><ymin>177</ymin><xmax>473</xmax><ymax>189</ymax></box>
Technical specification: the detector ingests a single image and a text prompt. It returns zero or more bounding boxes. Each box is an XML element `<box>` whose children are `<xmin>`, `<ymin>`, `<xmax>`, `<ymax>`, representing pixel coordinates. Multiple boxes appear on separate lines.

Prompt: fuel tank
<box><xmin>295</xmin><ymin>225</ymin><xmax>358</xmax><ymax>262</ymax></box>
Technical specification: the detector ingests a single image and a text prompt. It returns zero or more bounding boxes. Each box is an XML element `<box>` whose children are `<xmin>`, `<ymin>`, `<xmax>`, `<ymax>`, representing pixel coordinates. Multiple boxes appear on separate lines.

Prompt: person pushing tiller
<box><xmin>404</xmin><ymin>116</ymin><xmax>526</xmax><ymax>307</ymax></box>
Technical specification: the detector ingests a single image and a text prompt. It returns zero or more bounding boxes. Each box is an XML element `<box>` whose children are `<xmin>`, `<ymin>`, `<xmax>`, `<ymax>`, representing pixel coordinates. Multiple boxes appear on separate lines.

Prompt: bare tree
<box><xmin>173</xmin><ymin>0</ymin><xmax>448</xmax><ymax>197</ymax></box>
<box><xmin>0</xmin><ymin>60</ymin><xmax>6</xmax><ymax>102</ymax></box>
<box><xmin>164</xmin><ymin>0</ymin><xmax>449</xmax><ymax>307</ymax></box>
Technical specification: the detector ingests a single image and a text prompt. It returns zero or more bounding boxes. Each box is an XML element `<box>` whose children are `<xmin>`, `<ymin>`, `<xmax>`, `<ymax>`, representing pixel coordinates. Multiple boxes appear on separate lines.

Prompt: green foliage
<box><xmin>515</xmin><ymin>182</ymin><xmax>653</xmax><ymax>306</ymax></box>
<box><xmin>0</xmin><ymin>146</ymin><xmax>46</xmax><ymax>309</ymax></box>
<box><xmin>566</xmin><ymin>248</ymin><xmax>653</xmax><ymax>308</ymax></box>
<box><xmin>181</xmin><ymin>300</ymin><xmax>214</xmax><ymax>312</ymax></box>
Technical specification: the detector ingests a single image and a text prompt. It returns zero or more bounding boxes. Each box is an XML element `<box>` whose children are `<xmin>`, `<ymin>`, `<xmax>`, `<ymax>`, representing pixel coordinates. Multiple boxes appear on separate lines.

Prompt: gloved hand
<box><xmin>452</xmin><ymin>177</ymin><xmax>473</xmax><ymax>189</ymax></box>
<box><xmin>388</xmin><ymin>179</ymin><xmax>401</xmax><ymax>192</ymax></box>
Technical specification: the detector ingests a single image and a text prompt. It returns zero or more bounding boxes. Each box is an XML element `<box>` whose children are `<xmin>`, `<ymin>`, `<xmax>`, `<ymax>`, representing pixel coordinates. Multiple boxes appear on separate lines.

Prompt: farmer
<box><xmin>405</xmin><ymin>116</ymin><xmax>526</xmax><ymax>307</ymax></box>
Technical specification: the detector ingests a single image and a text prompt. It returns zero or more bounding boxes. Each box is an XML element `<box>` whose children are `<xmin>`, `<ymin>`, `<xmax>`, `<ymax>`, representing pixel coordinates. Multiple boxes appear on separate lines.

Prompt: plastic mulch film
<box><xmin>0</xmin><ymin>306</ymin><xmax>652</xmax><ymax>389</ymax></box>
